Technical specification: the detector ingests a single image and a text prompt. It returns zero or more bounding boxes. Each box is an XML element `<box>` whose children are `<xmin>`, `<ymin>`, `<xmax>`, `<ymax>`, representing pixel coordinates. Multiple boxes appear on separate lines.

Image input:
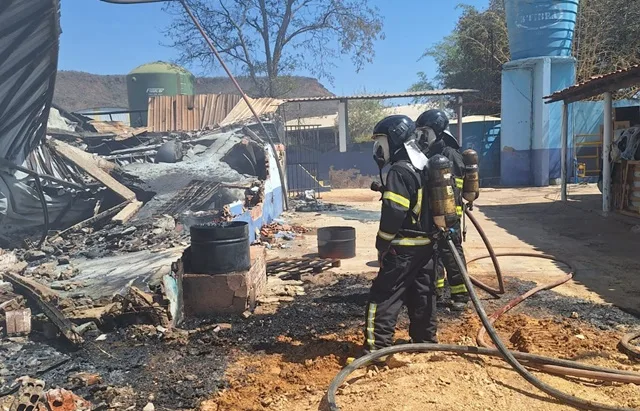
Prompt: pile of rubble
<box><xmin>257</xmin><ymin>219</ymin><xmax>310</xmax><ymax>249</ymax></box>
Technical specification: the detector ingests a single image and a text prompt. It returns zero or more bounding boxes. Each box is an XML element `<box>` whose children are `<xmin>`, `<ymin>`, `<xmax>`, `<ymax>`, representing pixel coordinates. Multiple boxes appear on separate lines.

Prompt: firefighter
<box><xmin>415</xmin><ymin>109</ymin><xmax>470</xmax><ymax>310</ymax></box>
<box><xmin>363</xmin><ymin>114</ymin><xmax>438</xmax><ymax>357</ymax></box>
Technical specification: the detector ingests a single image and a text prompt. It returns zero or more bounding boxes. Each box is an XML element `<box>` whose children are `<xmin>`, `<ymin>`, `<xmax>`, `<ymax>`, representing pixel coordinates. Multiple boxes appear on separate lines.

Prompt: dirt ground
<box><xmin>201</xmin><ymin>185</ymin><xmax>640</xmax><ymax>411</ymax></box>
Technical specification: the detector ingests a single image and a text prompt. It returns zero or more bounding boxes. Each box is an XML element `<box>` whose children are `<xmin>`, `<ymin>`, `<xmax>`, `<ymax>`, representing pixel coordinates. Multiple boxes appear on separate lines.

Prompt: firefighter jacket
<box><xmin>427</xmin><ymin>140</ymin><xmax>465</xmax><ymax>218</ymax></box>
<box><xmin>376</xmin><ymin>160</ymin><xmax>431</xmax><ymax>255</ymax></box>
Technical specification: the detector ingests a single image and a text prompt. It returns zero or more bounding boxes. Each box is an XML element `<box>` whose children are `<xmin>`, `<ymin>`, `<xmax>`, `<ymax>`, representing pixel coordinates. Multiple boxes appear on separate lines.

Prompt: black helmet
<box><xmin>416</xmin><ymin>109</ymin><xmax>460</xmax><ymax>150</ymax></box>
<box><xmin>415</xmin><ymin>109</ymin><xmax>449</xmax><ymax>136</ymax></box>
<box><xmin>372</xmin><ymin>115</ymin><xmax>416</xmax><ymax>152</ymax></box>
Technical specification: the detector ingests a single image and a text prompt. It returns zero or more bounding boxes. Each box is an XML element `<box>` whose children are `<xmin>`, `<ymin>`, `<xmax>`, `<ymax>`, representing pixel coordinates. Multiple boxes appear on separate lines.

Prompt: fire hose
<box><xmin>326</xmin><ymin>210</ymin><xmax>640</xmax><ymax>411</ymax></box>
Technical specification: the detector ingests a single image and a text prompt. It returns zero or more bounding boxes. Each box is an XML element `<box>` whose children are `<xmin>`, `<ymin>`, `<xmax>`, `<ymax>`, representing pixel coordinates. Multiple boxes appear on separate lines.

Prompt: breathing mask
<box><xmin>417</xmin><ymin>126</ymin><xmax>438</xmax><ymax>149</ymax></box>
<box><xmin>372</xmin><ymin>134</ymin><xmax>391</xmax><ymax>169</ymax></box>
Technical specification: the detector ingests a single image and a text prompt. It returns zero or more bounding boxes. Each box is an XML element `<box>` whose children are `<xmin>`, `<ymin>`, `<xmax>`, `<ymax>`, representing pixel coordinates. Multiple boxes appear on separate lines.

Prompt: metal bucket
<box><xmin>190</xmin><ymin>221</ymin><xmax>250</xmax><ymax>274</ymax></box>
<box><xmin>317</xmin><ymin>226</ymin><xmax>356</xmax><ymax>259</ymax></box>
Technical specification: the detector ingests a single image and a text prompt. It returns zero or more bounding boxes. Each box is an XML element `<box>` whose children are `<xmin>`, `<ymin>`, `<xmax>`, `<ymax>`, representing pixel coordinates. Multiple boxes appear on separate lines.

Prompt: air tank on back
<box><xmin>126</xmin><ymin>61</ymin><xmax>195</xmax><ymax>127</ymax></box>
<box><xmin>504</xmin><ymin>0</ymin><xmax>579</xmax><ymax>60</ymax></box>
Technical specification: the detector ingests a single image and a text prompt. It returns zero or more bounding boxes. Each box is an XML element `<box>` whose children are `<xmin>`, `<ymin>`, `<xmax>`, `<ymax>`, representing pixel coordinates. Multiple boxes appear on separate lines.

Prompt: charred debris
<box><xmin>0</xmin><ymin>99</ymin><xmax>293</xmax><ymax>408</ymax></box>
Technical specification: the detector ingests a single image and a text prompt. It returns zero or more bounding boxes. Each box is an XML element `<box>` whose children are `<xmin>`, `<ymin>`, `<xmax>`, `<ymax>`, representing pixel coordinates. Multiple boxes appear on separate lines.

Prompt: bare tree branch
<box><xmin>163</xmin><ymin>0</ymin><xmax>383</xmax><ymax>97</ymax></box>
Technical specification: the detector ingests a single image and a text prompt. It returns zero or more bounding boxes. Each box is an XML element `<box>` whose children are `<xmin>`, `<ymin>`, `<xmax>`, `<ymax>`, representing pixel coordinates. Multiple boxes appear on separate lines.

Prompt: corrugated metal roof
<box><xmin>545</xmin><ymin>65</ymin><xmax>640</xmax><ymax>103</ymax></box>
<box><xmin>384</xmin><ymin>103</ymin><xmax>440</xmax><ymax>119</ymax></box>
<box><xmin>284</xmin><ymin>111</ymin><xmax>500</xmax><ymax>129</ymax></box>
<box><xmin>219</xmin><ymin>97</ymin><xmax>283</xmax><ymax>126</ymax></box>
<box><xmin>284</xmin><ymin>89</ymin><xmax>478</xmax><ymax>103</ymax></box>
<box><xmin>0</xmin><ymin>0</ymin><xmax>60</xmax><ymax>164</ymax></box>
<box><xmin>147</xmin><ymin>94</ymin><xmax>242</xmax><ymax>132</ymax></box>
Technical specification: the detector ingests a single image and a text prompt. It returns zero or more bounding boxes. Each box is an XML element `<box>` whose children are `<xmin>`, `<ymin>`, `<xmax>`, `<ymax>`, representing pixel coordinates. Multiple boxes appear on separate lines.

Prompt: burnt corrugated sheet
<box><xmin>147</xmin><ymin>94</ymin><xmax>242</xmax><ymax>132</ymax></box>
<box><xmin>0</xmin><ymin>0</ymin><xmax>61</xmax><ymax>164</ymax></box>
<box><xmin>218</xmin><ymin>97</ymin><xmax>283</xmax><ymax>127</ymax></box>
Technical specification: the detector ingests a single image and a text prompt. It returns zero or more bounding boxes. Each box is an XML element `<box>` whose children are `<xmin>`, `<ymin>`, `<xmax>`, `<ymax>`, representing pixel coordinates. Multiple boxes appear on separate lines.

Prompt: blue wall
<box><xmin>565</xmin><ymin>99</ymin><xmax>640</xmax><ymax>181</ymax></box>
<box><xmin>500</xmin><ymin>56</ymin><xmax>576</xmax><ymax>186</ymax></box>
<box><xmin>287</xmin><ymin>121</ymin><xmax>503</xmax><ymax>184</ymax></box>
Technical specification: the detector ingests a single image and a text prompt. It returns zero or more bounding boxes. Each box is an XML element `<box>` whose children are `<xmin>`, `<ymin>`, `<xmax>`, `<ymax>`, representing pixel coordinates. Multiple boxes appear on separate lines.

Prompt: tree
<box><xmin>164</xmin><ymin>0</ymin><xmax>384</xmax><ymax>97</ymax></box>
<box><xmin>574</xmin><ymin>0</ymin><xmax>640</xmax><ymax>97</ymax></box>
<box><xmin>411</xmin><ymin>2</ymin><xmax>509</xmax><ymax>116</ymax></box>
<box><xmin>338</xmin><ymin>98</ymin><xmax>386</xmax><ymax>143</ymax></box>
<box><xmin>407</xmin><ymin>71</ymin><xmax>437</xmax><ymax>105</ymax></box>
<box><xmin>416</xmin><ymin>0</ymin><xmax>640</xmax><ymax>111</ymax></box>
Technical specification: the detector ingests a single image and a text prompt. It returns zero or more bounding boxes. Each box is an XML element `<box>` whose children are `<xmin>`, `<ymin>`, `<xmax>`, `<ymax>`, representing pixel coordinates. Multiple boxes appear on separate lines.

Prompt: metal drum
<box><xmin>317</xmin><ymin>226</ymin><xmax>356</xmax><ymax>259</ymax></box>
<box><xmin>190</xmin><ymin>221</ymin><xmax>250</xmax><ymax>274</ymax></box>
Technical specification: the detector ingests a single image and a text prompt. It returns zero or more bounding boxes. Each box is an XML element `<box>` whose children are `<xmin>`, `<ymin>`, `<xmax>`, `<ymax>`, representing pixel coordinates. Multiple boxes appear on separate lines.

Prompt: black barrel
<box><xmin>317</xmin><ymin>226</ymin><xmax>356</xmax><ymax>259</ymax></box>
<box><xmin>190</xmin><ymin>221</ymin><xmax>250</xmax><ymax>274</ymax></box>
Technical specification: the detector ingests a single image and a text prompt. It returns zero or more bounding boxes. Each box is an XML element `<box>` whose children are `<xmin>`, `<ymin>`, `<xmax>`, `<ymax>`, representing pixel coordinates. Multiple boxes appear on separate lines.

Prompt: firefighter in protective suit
<box><xmin>363</xmin><ymin>114</ymin><xmax>438</xmax><ymax>356</ymax></box>
<box><xmin>415</xmin><ymin>109</ymin><xmax>470</xmax><ymax>310</ymax></box>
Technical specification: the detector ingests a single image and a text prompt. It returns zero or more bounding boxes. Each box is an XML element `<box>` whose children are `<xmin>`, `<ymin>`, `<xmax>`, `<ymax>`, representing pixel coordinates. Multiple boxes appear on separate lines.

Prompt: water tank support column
<box><xmin>602</xmin><ymin>92</ymin><xmax>613</xmax><ymax>214</ymax></box>
<box><xmin>561</xmin><ymin>102</ymin><xmax>568</xmax><ymax>202</ymax></box>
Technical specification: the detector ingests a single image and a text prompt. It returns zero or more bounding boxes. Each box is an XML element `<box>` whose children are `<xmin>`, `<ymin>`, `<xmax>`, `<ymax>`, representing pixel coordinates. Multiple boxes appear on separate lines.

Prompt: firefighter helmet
<box><xmin>372</xmin><ymin>115</ymin><xmax>416</xmax><ymax>167</ymax></box>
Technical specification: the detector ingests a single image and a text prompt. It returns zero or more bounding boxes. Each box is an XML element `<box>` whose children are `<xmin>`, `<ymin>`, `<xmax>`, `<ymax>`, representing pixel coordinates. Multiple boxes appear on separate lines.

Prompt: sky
<box><xmin>59</xmin><ymin>0</ymin><xmax>490</xmax><ymax>97</ymax></box>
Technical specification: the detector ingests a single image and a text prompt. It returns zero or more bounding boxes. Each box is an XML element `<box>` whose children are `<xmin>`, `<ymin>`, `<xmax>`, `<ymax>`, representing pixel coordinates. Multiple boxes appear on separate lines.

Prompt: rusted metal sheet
<box><xmin>0</xmin><ymin>0</ymin><xmax>61</xmax><ymax>164</ymax></box>
<box><xmin>219</xmin><ymin>97</ymin><xmax>283</xmax><ymax>127</ymax></box>
<box><xmin>545</xmin><ymin>64</ymin><xmax>640</xmax><ymax>103</ymax></box>
<box><xmin>147</xmin><ymin>94</ymin><xmax>242</xmax><ymax>132</ymax></box>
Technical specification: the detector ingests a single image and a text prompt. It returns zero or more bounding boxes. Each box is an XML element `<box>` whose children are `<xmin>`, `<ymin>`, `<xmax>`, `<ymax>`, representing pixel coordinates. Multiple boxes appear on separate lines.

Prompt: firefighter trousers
<box><xmin>435</xmin><ymin>222</ymin><xmax>468</xmax><ymax>298</ymax></box>
<box><xmin>364</xmin><ymin>249</ymin><xmax>436</xmax><ymax>353</ymax></box>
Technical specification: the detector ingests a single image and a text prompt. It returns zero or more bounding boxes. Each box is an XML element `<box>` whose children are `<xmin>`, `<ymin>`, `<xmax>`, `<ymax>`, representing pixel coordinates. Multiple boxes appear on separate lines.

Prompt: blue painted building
<box><xmin>500</xmin><ymin>0</ymin><xmax>580</xmax><ymax>186</ymax></box>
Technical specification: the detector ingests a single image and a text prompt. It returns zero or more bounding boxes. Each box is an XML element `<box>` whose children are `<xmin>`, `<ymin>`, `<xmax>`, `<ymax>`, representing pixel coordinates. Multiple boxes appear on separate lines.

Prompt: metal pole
<box><xmin>603</xmin><ymin>92</ymin><xmax>613</xmax><ymax>214</ymax></box>
<box><xmin>178</xmin><ymin>0</ymin><xmax>289</xmax><ymax>210</ymax></box>
<box><xmin>457</xmin><ymin>95</ymin><xmax>463</xmax><ymax>147</ymax></box>
<box><xmin>560</xmin><ymin>102</ymin><xmax>568</xmax><ymax>202</ymax></box>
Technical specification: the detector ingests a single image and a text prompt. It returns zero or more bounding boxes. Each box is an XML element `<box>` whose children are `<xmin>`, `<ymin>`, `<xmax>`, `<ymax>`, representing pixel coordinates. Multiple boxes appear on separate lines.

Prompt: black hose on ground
<box><xmin>446</xmin><ymin>238</ymin><xmax>634</xmax><ymax>411</ymax></box>
<box><xmin>325</xmin><ymin>237</ymin><xmax>638</xmax><ymax>411</ymax></box>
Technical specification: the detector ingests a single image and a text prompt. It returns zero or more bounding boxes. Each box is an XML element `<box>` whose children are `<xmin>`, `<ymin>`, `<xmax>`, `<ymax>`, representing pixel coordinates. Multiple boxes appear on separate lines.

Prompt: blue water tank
<box><xmin>505</xmin><ymin>0</ymin><xmax>579</xmax><ymax>60</ymax></box>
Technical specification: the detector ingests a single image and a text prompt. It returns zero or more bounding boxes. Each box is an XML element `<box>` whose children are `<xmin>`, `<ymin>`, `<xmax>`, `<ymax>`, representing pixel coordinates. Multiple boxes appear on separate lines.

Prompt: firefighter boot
<box><xmin>450</xmin><ymin>292</ymin><xmax>470</xmax><ymax>311</ymax></box>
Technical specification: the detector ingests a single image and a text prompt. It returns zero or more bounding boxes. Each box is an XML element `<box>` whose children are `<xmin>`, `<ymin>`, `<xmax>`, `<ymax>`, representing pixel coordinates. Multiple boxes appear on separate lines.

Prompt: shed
<box><xmin>544</xmin><ymin>65</ymin><xmax>640</xmax><ymax>216</ymax></box>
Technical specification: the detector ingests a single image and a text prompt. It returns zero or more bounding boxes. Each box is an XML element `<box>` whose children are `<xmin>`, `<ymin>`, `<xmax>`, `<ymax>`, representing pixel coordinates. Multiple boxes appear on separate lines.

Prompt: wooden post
<box><xmin>603</xmin><ymin>92</ymin><xmax>613</xmax><ymax>214</ymax></box>
<box><xmin>561</xmin><ymin>102</ymin><xmax>568</xmax><ymax>201</ymax></box>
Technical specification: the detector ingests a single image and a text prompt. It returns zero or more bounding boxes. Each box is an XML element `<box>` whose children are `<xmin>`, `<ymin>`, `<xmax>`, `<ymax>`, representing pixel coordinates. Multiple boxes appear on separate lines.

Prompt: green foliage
<box><xmin>408</xmin><ymin>72</ymin><xmax>435</xmax><ymax>104</ymax></box>
<box><xmin>416</xmin><ymin>0</ymin><xmax>640</xmax><ymax>112</ymax></box>
<box><xmin>417</xmin><ymin>3</ymin><xmax>509</xmax><ymax>115</ymax></box>
<box><xmin>340</xmin><ymin>98</ymin><xmax>386</xmax><ymax>143</ymax></box>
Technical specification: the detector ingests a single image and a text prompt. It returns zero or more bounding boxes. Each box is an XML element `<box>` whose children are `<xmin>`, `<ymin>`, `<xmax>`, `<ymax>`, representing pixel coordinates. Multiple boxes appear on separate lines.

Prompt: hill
<box><xmin>53</xmin><ymin>71</ymin><xmax>338</xmax><ymax>119</ymax></box>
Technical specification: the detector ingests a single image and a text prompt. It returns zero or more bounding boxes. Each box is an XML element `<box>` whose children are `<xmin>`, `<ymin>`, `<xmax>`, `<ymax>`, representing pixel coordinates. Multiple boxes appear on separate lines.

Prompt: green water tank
<box><xmin>126</xmin><ymin>61</ymin><xmax>195</xmax><ymax>127</ymax></box>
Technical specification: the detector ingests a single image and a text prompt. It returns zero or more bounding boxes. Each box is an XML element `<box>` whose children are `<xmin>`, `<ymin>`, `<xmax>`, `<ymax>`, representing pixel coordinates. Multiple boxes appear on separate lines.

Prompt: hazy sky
<box><xmin>59</xmin><ymin>0</ymin><xmax>490</xmax><ymax>96</ymax></box>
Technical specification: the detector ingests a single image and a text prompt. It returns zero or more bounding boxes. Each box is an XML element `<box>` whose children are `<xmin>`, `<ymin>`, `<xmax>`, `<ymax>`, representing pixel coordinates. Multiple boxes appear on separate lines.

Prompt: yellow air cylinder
<box><xmin>427</xmin><ymin>154</ymin><xmax>457</xmax><ymax>230</ymax></box>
